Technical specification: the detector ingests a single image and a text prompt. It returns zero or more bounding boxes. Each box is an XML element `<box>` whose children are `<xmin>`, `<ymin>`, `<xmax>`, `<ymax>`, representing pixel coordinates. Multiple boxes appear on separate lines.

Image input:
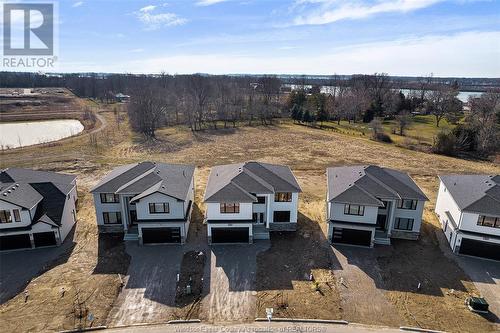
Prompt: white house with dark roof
<box><xmin>326</xmin><ymin>165</ymin><xmax>428</xmax><ymax>247</ymax></box>
<box><xmin>435</xmin><ymin>174</ymin><xmax>500</xmax><ymax>261</ymax></box>
<box><xmin>204</xmin><ymin>161</ymin><xmax>302</xmax><ymax>244</ymax></box>
<box><xmin>91</xmin><ymin>161</ymin><xmax>195</xmax><ymax>245</ymax></box>
<box><xmin>0</xmin><ymin>168</ymin><xmax>77</xmax><ymax>251</ymax></box>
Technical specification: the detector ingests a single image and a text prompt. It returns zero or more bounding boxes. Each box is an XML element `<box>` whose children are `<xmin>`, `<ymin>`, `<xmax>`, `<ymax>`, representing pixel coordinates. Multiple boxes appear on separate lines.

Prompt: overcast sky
<box><xmin>3</xmin><ymin>0</ymin><xmax>500</xmax><ymax>76</ymax></box>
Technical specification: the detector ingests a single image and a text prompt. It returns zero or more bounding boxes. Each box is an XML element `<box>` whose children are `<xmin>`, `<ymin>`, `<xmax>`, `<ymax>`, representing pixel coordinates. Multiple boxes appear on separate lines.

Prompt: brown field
<box><xmin>0</xmin><ymin>101</ymin><xmax>499</xmax><ymax>332</ymax></box>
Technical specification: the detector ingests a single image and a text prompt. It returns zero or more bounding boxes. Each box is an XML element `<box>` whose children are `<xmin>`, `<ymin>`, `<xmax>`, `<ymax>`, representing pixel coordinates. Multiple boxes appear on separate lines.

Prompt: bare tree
<box><xmin>127</xmin><ymin>84</ymin><xmax>165</xmax><ymax>138</ymax></box>
<box><xmin>468</xmin><ymin>90</ymin><xmax>500</xmax><ymax>154</ymax></box>
<box><xmin>395</xmin><ymin>110</ymin><xmax>412</xmax><ymax>136</ymax></box>
<box><xmin>426</xmin><ymin>86</ymin><xmax>462</xmax><ymax>127</ymax></box>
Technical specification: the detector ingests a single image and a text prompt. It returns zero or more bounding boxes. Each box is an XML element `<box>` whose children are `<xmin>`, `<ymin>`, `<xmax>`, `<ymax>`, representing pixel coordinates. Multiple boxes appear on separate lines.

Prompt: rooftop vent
<box><xmin>7</xmin><ymin>190</ymin><xmax>11</xmax><ymax>193</ymax></box>
<box><xmin>2</xmin><ymin>193</ymin><xmax>6</xmax><ymax>196</ymax></box>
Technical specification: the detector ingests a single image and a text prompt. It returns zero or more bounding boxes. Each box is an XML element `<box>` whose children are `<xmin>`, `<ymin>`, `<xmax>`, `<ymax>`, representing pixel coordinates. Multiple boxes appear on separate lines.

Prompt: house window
<box><xmin>220</xmin><ymin>203</ymin><xmax>240</xmax><ymax>213</ymax></box>
<box><xmin>13</xmin><ymin>209</ymin><xmax>21</xmax><ymax>222</ymax></box>
<box><xmin>398</xmin><ymin>199</ymin><xmax>417</xmax><ymax>210</ymax></box>
<box><xmin>394</xmin><ymin>218</ymin><xmax>414</xmax><ymax>231</ymax></box>
<box><xmin>149</xmin><ymin>202</ymin><xmax>169</xmax><ymax>214</ymax></box>
<box><xmin>0</xmin><ymin>210</ymin><xmax>12</xmax><ymax>223</ymax></box>
<box><xmin>344</xmin><ymin>204</ymin><xmax>365</xmax><ymax>216</ymax></box>
<box><xmin>273</xmin><ymin>211</ymin><xmax>291</xmax><ymax>222</ymax></box>
<box><xmin>100</xmin><ymin>193</ymin><xmax>120</xmax><ymax>203</ymax></box>
<box><xmin>256</xmin><ymin>196</ymin><xmax>266</xmax><ymax>204</ymax></box>
<box><xmin>477</xmin><ymin>215</ymin><xmax>500</xmax><ymax>229</ymax></box>
<box><xmin>275</xmin><ymin>192</ymin><xmax>292</xmax><ymax>202</ymax></box>
<box><xmin>103</xmin><ymin>212</ymin><xmax>122</xmax><ymax>224</ymax></box>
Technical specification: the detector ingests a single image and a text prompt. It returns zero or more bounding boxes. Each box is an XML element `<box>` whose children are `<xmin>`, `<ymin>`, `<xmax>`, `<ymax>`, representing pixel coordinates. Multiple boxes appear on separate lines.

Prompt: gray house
<box><xmin>204</xmin><ymin>161</ymin><xmax>301</xmax><ymax>244</ymax></box>
<box><xmin>327</xmin><ymin>165</ymin><xmax>428</xmax><ymax>247</ymax></box>
<box><xmin>0</xmin><ymin>168</ymin><xmax>78</xmax><ymax>251</ymax></box>
<box><xmin>91</xmin><ymin>161</ymin><xmax>195</xmax><ymax>245</ymax></box>
<box><xmin>435</xmin><ymin>174</ymin><xmax>500</xmax><ymax>261</ymax></box>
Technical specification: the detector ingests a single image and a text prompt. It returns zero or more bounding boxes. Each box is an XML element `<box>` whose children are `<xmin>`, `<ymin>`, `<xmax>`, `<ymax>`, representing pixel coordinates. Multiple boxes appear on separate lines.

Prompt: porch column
<box><xmin>121</xmin><ymin>195</ymin><xmax>128</xmax><ymax>231</ymax></box>
<box><xmin>387</xmin><ymin>200</ymin><xmax>397</xmax><ymax>236</ymax></box>
<box><xmin>266</xmin><ymin>194</ymin><xmax>271</xmax><ymax>229</ymax></box>
<box><xmin>29</xmin><ymin>233</ymin><xmax>35</xmax><ymax>248</ymax></box>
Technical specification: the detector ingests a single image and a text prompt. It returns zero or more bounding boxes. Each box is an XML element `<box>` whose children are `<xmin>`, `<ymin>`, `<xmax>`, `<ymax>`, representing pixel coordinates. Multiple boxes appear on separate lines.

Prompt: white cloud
<box><xmin>134</xmin><ymin>6</ymin><xmax>187</xmax><ymax>30</ymax></box>
<box><xmin>63</xmin><ymin>30</ymin><xmax>499</xmax><ymax>77</ymax></box>
<box><xmin>293</xmin><ymin>0</ymin><xmax>444</xmax><ymax>25</ymax></box>
<box><xmin>72</xmin><ymin>1</ymin><xmax>84</xmax><ymax>8</ymax></box>
<box><xmin>196</xmin><ymin>0</ymin><xmax>229</xmax><ymax>6</ymax></box>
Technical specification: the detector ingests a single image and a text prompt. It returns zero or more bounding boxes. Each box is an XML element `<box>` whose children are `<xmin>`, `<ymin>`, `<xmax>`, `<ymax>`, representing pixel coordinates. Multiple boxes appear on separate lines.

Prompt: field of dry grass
<box><xmin>0</xmin><ymin>105</ymin><xmax>499</xmax><ymax>332</ymax></box>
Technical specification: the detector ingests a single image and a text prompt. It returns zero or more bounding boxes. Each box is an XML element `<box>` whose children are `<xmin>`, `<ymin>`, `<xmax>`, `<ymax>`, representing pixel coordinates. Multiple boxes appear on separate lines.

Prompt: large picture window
<box><xmin>477</xmin><ymin>215</ymin><xmax>500</xmax><ymax>228</ymax></box>
<box><xmin>0</xmin><ymin>210</ymin><xmax>12</xmax><ymax>223</ymax></box>
<box><xmin>220</xmin><ymin>203</ymin><xmax>240</xmax><ymax>214</ymax></box>
<box><xmin>274</xmin><ymin>192</ymin><xmax>292</xmax><ymax>202</ymax></box>
<box><xmin>149</xmin><ymin>202</ymin><xmax>170</xmax><ymax>214</ymax></box>
<box><xmin>344</xmin><ymin>204</ymin><xmax>365</xmax><ymax>216</ymax></box>
<box><xmin>103</xmin><ymin>212</ymin><xmax>122</xmax><ymax>224</ymax></box>
<box><xmin>394</xmin><ymin>218</ymin><xmax>414</xmax><ymax>230</ymax></box>
<box><xmin>273</xmin><ymin>211</ymin><xmax>291</xmax><ymax>222</ymax></box>
<box><xmin>100</xmin><ymin>193</ymin><xmax>120</xmax><ymax>203</ymax></box>
<box><xmin>398</xmin><ymin>199</ymin><xmax>417</xmax><ymax>210</ymax></box>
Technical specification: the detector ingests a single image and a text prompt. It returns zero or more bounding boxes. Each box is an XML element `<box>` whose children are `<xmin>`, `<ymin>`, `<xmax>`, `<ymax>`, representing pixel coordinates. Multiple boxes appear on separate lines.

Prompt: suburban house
<box><xmin>91</xmin><ymin>161</ymin><xmax>195</xmax><ymax>245</ymax></box>
<box><xmin>326</xmin><ymin>165</ymin><xmax>428</xmax><ymax>247</ymax></box>
<box><xmin>204</xmin><ymin>161</ymin><xmax>302</xmax><ymax>244</ymax></box>
<box><xmin>0</xmin><ymin>168</ymin><xmax>78</xmax><ymax>251</ymax></box>
<box><xmin>435</xmin><ymin>174</ymin><xmax>500</xmax><ymax>261</ymax></box>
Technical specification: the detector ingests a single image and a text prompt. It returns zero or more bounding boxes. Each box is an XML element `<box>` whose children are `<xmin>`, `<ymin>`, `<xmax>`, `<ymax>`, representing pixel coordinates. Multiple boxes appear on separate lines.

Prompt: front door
<box><xmin>253</xmin><ymin>212</ymin><xmax>264</xmax><ymax>224</ymax></box>
<box><xmin>376</xmin><ymin>214</ymin><xmax>387</xmax><ymax>230</ymax></box>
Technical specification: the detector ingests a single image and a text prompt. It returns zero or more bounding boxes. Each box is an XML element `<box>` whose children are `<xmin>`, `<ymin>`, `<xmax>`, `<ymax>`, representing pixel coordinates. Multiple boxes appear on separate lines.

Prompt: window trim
<box><xmin>398</xmin><ymin>199</ymin><xmax>417</xmax><ymax>210</ymax></box>
<box><xmin>100</xmin><ymin>193</ymin><xmax>120</xmax><ymax>204</ymax></box>
<box><xmin>477</xmin><ymin>215</ymin><xmax>500</xmax><ymax>229</ymax></box>
<box><xmin>149</xmin><ymin>202</ymin><xmax>170</xmax><ymax>214</ymax></box>
<box><xmin>394</xmin><ymin>217</ymin><xmax>414</xmax><ymax>231</ymax></box>
<box><xmin>103</xmin><ymin>212</ymin><xmax>122</xmax><ymax>225</ymax></box>
<box><xmin>274</xmin><ymin>192</ymin><xmax>292</xmax><ymax>202</ymax></box>
<box><xmin>343</xmin><ymin>204</ymin><xmax>365</xmax><ymax>216</ymax></box>
<box><xmin>220</xmin><ymin>203</ymin><xmax>240</xmax><ymax>214</ymax></box>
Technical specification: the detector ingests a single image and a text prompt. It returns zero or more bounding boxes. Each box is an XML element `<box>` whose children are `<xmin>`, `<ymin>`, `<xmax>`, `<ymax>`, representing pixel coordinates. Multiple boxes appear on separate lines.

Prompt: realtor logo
<box><xmin>3</xmin><ymin>3</ymin><xmax>54</xmax><ymax>56</ymax></box>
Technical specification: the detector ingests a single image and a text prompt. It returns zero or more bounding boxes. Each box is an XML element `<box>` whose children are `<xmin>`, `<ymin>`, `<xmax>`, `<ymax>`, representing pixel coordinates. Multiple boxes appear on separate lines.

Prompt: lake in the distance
<box><xmin>0</xmin><ymin>119</ymin><xmax>84</xmax><ymax>149</ymax></box>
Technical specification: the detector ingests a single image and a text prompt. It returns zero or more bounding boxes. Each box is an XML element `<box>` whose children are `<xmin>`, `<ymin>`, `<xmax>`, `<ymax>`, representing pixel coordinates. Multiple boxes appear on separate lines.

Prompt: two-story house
<box><xmin>91</xmin><ymin>161</ymin><xmax>195</xmax><ymax>245</ymax></box>
<box><xmin>435</xmin><ymin>174</ymin><xmax>500</xmax><ymax>261</ymax></box>
<box><xmin>203</xmin><ymin>161</ymin><xmax>301</xmax><ymax>244</ymax></box>
<box><xmin>0</xmin><ymin>168</ymin><xmax>77</xmax><ymax>251</ymax></box>
<box><xmin>326</xmin><ymin>165</ymin><xmax>428</xmax><ymax>247</ymax></box>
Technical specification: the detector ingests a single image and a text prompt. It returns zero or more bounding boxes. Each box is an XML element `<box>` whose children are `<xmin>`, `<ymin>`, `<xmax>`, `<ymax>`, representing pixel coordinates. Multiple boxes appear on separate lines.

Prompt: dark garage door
<box><xmin>331</xmin><ymin>227</ymin><xmax>372</xmax><ymax>247</ymax></box>
<box><xmin>459</xmin><ymin>238</ymin><xmax>500</xmax><ymax>261</ymax></box>
<box><xmin>142</xmin><ymin>227</ymin><xmax>181</xmax><ymax>244</ymax></box>
<box><xmin>0</xmin><ymin>234</ymin><xmax>31</xmax><ymax>251</ymax></box>
<box><xmin>33</xmin><ymin>232</ymin><xmax>57</xmax><ymax>248</ymax></box>
<box><xmin>212</xmin><ymin>227</ymin><xmax>249</xmax><ymax>244</ymax></box>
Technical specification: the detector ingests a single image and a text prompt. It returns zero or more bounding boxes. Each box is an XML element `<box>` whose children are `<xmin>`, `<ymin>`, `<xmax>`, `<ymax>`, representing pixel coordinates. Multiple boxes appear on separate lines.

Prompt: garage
<box><xmin>211</xmin><ymin>227</ymin><xmax>249</xmax><ymax>244</ymax></box>
<box><xmin>459</xmin><ymin>238</ymin><xmax>500</xmax><ymax>261</ymax></box>
<box><xmin>0</xmin><ymin>234</ymin><xmax>32</xmax><ymax>251</ymax></box>
<box><xmin>33</xmin><ymin>232</ymin><xmax>57</xmax><ymax>248</ymax></box>
<box><xmin>142</xmin><ymin>227</ymin><xmax>181</xmax><ymax>244</ymax></box>
<box><xmin>331</xmin><ymin>227</ymin><xmax>372</xmax><ymax>247</ymax></box>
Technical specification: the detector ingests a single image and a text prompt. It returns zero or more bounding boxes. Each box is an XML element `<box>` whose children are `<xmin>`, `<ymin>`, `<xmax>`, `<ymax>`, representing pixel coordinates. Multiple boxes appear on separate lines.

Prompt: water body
<box><xmin>0</xmin><ymin>119</ymin><xmax>84</xmax><ymax>149</ymax></box>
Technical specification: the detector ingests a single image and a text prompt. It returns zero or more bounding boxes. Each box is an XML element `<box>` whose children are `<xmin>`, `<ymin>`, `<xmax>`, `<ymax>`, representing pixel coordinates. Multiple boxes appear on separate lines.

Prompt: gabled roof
<box><xmin>204</xmin><ymin>161</ymin><xmax>301</xmax><ymax>203</ymax></box>
<box><xmin>327</xmin><ymin>165</ymin><xmax>428</xmax><ymax>206</ymax></box>
<box><xmin>439</xmin><ymin>174</ymin><xmax>500</xmax><ymax>216</ymax></box>
<box><xmin>91</xmin><ymin>162</ymin><xmax>195</xmax><ymax>202</ymax></box>
<box><xmin>0</xmin><ymin>168</ymin><xmax>77</xmax><ymax>226</ymax></box>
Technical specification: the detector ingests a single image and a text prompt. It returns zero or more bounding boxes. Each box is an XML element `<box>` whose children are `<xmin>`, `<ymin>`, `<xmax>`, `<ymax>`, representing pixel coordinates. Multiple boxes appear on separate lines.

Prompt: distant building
<box><xmin>435</xmin><ymin>174</ymin><xmax>500</xmax><ymax>261</ymax></box>
<box><xmin>0</xmin><ymin>168</ymin><xmax>78</xmax><ymax>251</ymax></box>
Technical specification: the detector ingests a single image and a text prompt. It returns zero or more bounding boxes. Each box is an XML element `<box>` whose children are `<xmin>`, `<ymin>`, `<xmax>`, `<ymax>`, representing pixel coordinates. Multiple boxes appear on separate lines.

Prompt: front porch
<box><xmin>253</xmin><ymin>223</ymin><xmax>270</xmax><ymax>240</ymax></box>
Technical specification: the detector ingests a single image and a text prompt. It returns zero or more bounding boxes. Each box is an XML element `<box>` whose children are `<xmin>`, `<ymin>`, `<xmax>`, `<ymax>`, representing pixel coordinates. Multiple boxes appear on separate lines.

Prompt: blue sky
<box><xmin>6</xmin><ymin>0</ymin><xmax>500</xmax><ymax>76</ymax></box>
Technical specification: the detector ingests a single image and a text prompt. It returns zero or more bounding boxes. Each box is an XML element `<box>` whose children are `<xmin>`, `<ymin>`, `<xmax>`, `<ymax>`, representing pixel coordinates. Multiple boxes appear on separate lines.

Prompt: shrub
<box><xmin>374</xmin><ymin>132</ymin><xmax>393</xmax><ymax>143</ymax></box>
<box><xmin>433</xmin><ymin>130</ymin><xmax>457</xmax><ymax>156</ymax></box>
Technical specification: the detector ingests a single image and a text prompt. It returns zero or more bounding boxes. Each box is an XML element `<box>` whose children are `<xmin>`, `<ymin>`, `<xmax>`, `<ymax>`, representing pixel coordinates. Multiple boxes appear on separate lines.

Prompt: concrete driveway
<box><xmin>454</xmin><ymin>255</ymin><xmax>500</xmax><ymax>322</ymax></box>
<box><xmin>200</xmin><ymin>242</ymin><xmax>269</xmax><ymax>323</ymax></box>
<box><xmin>106</xmin><ymin>243</ymin><xmax>184</xmax><ymax>326</ymax></box>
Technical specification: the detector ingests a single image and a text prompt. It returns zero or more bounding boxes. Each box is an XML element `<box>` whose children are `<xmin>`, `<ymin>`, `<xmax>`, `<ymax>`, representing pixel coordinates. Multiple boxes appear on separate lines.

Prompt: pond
<box><xmin>0</xmin><ymin>119</ymin><xmax>84</xmax><ymax>149</ymax></box>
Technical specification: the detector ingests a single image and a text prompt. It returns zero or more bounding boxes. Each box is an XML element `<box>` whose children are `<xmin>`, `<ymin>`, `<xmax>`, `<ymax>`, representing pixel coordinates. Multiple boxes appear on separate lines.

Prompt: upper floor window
<box><xmin>275</xmin><ymin>192</ymin><xmax>292</xmax><ymax>202</ymax></box>
<box><xmin>0</xmin><ymin>210</ymin><xmax>12</xmax><ymax>223</ymax></box>
<box><xmin>394</xmin><ymin>217</ymin><xmax>414</xmax><ymax>231</ymax></box>
<box><xmin>103</xmin><ymin>212</ymin><xmax>122</xmax><ymax>224</ymax></box>
<box><xmin>149</xmin><ymin>202</ymin><xmax>169</xmax><ymax>214</ymax></box>
<box><xmin>398</xmin><ymin>199</ymin><xmax>417</xmax><ymax>210</ymax></box>
<box><xmin>13</xmin><ymin>209</ymin><xmax>21</xmax><ymax>222</ymax></box>
<box><xmin>344</xmin><ymin>204</ymin><xmax>365</xmax><ymax>216</ymax></box>
<box><xmin>256</xmin><ymin>196</ymin><xmax>266</xmax><ymax>204</ymax></box>
<box><xmin>100</xmin><ymin>193</ymin><xmax>120</xmax><ymax>204</ymax></box>
<box><xmin>477</xmin><ymin>215</ymin><xmax>500</xmax><ymax>229</ymax></box>
<box><xmin>220</xmin><ymin>203</ymin><xmax>240</xmax><ymax>214</ymax></box>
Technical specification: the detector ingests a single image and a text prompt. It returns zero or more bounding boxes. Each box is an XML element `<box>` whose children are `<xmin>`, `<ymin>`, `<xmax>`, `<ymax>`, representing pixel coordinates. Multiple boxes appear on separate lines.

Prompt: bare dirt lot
<box><xmin>0</xmin><ymin>103</ymin><xmax>499</xmax><ymax>332</ymax></box>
